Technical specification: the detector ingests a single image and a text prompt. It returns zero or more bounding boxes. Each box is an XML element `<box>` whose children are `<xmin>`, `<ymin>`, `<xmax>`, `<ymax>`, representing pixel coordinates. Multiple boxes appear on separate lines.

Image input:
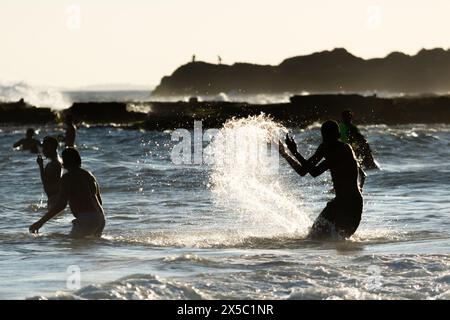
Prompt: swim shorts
<box><xmin>70</xmin><ymin>212</ymin><xmax>105</xmax><ymax>238</ymax></box>
<box><xmin>308</xmin><ymin>195</ymin><xmax>363</xmax><ymax>240</ymax></box>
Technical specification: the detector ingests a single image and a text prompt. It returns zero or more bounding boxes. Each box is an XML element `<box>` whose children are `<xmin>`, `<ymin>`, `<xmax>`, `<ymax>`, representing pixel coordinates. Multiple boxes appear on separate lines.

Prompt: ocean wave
<box><xmin>0</xmin><ymin>81</ymin><xmax>71</xmax><ymax>110</ymax></box>
<box><xmin>34</xmin><ymin>253</ymin><xmax>450</xmax><ymax>300</ymax></box>
<box><xmin>30</xmin><ymin>274</ymin><xmax>206</xmax><ymax>300</ymax></box>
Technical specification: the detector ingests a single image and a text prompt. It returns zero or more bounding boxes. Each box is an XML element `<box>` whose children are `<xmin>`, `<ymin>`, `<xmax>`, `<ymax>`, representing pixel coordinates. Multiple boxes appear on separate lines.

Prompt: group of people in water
<box><xmin>13</xmin><ymin>115</ymin><xmax>106</xmax><ymax>238</ymax></box>
<box><xmin>13</xmin><ymin>110</ymin><xmax>376</xmax><ymax>240</ymax></box>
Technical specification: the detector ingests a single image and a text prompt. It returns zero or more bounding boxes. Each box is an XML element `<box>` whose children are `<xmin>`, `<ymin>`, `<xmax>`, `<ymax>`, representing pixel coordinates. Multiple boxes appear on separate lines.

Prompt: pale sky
<box><xmin>1</xmin><ymin>0</ymin><xmax>449</xmax><ymax>88</ymax></box>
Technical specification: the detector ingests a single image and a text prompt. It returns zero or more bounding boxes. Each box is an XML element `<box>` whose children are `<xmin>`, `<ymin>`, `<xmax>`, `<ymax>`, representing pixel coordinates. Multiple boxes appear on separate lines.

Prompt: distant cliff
<box><xmin>152</xmin><ymin>48</ymin><xmax>450</xmax><ymax>96</ymax></box>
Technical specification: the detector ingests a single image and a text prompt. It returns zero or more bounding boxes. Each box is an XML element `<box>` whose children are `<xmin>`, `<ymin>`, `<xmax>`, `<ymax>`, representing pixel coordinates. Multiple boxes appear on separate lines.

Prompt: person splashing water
<box><xmin>278</xmin><ymin>120</ymin><xmax>364</xmax><ymax>240</ymax></box>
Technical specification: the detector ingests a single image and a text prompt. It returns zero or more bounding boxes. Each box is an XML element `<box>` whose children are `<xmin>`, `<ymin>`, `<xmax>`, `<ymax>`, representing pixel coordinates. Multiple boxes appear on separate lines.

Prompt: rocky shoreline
<box><xmin>1</xmin><ymin>94</ymin><xmax>450</xmax><ymax>129</ymax></box>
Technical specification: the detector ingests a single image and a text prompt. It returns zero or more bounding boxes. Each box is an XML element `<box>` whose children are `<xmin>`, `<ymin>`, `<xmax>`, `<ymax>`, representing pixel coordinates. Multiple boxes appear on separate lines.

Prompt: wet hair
<box><xmin>43</xmin><ymin>136</ymin><xmax>58</xmax><ymax>152</ymax></box>
<box><xmin>26</xmin><ymin>128</ymin><xmax>35</xmax><ymax>137</ymax></box>
<box><xmin>62</xmin><ymin>147</ymin><xmax>81</xmax><ymax>168</ymax></box>
<box><xmin>321</xmin><ymin>120</ymin><xmax>340</xmax><ymax>142</ymax></box>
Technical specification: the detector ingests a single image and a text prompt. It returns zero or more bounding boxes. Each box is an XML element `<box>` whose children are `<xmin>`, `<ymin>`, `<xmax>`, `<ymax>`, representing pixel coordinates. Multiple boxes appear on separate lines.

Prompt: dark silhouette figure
<box><xmin>192</xmin><ymin>54</ymin><xmax>196</xmax><ymax>63</ymax></box>
<box><xmin>218</xmin><ymin>55</ymin><xmax>222</xmax><ymax>65</ymax></box>
<box><xmin>29</xmin><ymin>148</ymin><xmax>105</xmax><ymax>238</ymax></box>
<box><xmin>340</xmin><ymin>110</ymin><xmax>378</xmax><ymax>170</ymax></box>
<box><xmin>13</xmin><ymin>128</ymin><xmax>41</xmax><ymax>154</ymax></box>
<box><xmin>62</xmin><ymin>115</ymin><xmax>77</xmax><ymax>148</ymax></box>
<box><xmin>37</xmin><ymin>137</ymin><xmax>62</xmax><ymax>210</ymax></box>
<box><xmin>278</xmin><ymin>120</ymin><xmax>363</xmax><ymax>240</ymax></box>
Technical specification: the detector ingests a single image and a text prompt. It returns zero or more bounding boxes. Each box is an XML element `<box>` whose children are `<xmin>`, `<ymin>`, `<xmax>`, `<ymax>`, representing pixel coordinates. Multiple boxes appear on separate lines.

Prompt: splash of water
<box><xmin>208</xmin><ymin>114</ymin><xmax>311</xmax><ymax>237</ymax></box>
<box><xmin>0</xmin><ymin>82</ymin><xmax>70</xmax><ymax>110</ymax></box>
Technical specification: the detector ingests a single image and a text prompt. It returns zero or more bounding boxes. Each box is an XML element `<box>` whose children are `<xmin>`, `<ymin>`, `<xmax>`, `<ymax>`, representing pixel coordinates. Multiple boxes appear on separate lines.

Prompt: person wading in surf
<box><xmin>37</xmin><ymin>136</ymin><xmax>62</xmax><ymax>210</ymax></box>
<box><xmin>340</xmin><ymin>109</ymin><xmax>377</xmax><ymax>171</ymax></box>
<box><xmin>13</xmin><ymin>128</ymin><xmax>41</xmax><ymax>154</ymax></box>
<box><xmin>278</xmin><ymin>120</ymin><xmax>363</xmax><ymax>240</ymax></box>
<box><xmin>29</xmin><ymin>148</ymin><xmax>105</xmax><ymax>238</ymax></box>
<box><xmin>59</xmin><ymin>114</ymin><xmax>77</xmax><ymax>148</ymax></box>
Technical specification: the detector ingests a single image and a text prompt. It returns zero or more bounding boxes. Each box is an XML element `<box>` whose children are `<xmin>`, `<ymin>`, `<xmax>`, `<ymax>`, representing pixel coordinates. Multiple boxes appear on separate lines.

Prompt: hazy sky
<box><xmin>1</xmin><ymin>0</ymin><xmax>449</xmax><ymax>88</ymax></box>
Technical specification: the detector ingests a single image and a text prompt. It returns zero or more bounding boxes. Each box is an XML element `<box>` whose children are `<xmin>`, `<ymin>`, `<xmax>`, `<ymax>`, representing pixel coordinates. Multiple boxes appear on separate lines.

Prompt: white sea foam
<box><xmin>0</xmin><ymin>81</ymin><xmax>71</xmax><ymax>110</ymax></box>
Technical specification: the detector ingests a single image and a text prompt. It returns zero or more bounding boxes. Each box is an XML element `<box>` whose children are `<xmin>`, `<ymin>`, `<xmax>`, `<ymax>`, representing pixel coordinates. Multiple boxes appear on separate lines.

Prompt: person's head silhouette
<box><xmin>321</xmin><ymin>120</ymin><xmax>340</xmax><ymax>144</ymax></box>
<box><xmin>62</xmin><ymin>147</ymin><xmax>81</xmax><ymax>170</ymax></box>
<box><xmin>42</xmin><ymin>136</ymin><xmax>58</xmax><ymax>159</ymax></box>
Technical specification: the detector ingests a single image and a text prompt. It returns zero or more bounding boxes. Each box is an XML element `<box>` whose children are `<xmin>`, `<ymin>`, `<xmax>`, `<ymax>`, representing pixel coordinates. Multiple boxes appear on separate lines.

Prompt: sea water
<box><xmin>0</xmin><ymin>117</ymin><xmax>449</xmax><ymax>299</ymax></box>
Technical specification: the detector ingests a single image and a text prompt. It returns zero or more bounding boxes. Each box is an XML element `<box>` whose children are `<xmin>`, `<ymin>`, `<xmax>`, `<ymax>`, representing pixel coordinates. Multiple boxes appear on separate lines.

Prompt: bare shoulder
<box><xmin>81</xmin><ymin>168</ymin><xmax>97</xmax><ymax>183</ymax></box>
<box><xmin>82</xmin><ymin>168</ymin><xmax>94</xmax><ymax>177</ymax></box>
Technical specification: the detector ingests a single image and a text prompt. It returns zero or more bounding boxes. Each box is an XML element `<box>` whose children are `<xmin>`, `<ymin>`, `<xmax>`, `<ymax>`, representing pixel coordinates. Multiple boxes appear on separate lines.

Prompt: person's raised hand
<box><xmin>285</xmin><ymin>134</ymin><xmax>298</xmax><ymax>155</ymax></box>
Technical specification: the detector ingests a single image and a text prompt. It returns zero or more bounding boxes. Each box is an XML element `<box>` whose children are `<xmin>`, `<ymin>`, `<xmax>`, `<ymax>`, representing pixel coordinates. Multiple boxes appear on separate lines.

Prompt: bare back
<box><xmin>60</xmin><ymin>168</ymin><xmax>103</xmax><ymax>218</ymax></box>
<box><xmin>43</xmin><ymin>160</ymin><xmax>62</xmax><ymax>197</ymax></box>
<box><xmin>14</xmin><ymin>138</ymin><xmax>41</xmax><ymax>154</ymax></box>
<box><xmin>321</xmin><ymin>141</ymin><xmax>361</xmax><ymax>198</ymax></box>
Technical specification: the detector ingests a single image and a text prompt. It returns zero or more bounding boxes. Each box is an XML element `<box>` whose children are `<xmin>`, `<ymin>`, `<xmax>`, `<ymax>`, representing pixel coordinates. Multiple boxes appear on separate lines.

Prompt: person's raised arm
<box><xmin>36</xmin><ymin>155</ymin><xmax>46</xmax><ymax>188</ymax></box>
<box><xmin>284</xmin><ymin>135</ymin><xmax>329</xmax><ymax>177</ymax></box>
<box><xmin>277</xmin><ymin>141</ymin><xmax>308</xmax><ymax>176</ymax></box>
<box><xmin>285</xmin><ymin>134</ymin><xmax>324</xmax><ymax>166</ymax></box>
<box><xmin>308</xmin><ymin>160</ymin><xmax>329</xmax><ymax>177</ymax></box>
<box><xmin>29</xmin><ymin>176</ymin><xmax>69</xmax><ymax>234</ymax></box>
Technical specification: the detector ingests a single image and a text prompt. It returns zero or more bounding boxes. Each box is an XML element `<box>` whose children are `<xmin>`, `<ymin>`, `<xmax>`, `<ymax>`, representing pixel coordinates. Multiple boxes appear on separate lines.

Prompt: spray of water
<box><xmin>0</xmin><ymin>82</ymin><xmax>70</xmax><ymax>110</ymax></box>
<box><xmin>208</xmin><ymin>114</ymin><xmax>311</xmax><ymax>238</ymax></box>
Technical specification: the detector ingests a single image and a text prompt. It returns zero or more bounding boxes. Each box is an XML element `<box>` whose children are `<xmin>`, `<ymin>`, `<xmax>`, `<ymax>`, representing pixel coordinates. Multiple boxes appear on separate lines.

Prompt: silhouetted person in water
<box><xmin>62</xmin><ymin>115</ymin><xmax>76</xmax><ymax>147</ymax></box>
<box><xmin>339</xmin><ymin>110</ymin><xmax>361</xmax><ymax>145</ymax></box>
<box><xmin>340</xmin><ymin>110</ymin><xmax>377</xmax><ymax>170</ymax></box>
<box><xmin>13</xmin><ymin>128</ymin><xmax>41</xmax><ymax>154</ymax></box>
<box><xmin>37</xmin><ymin>137</ymin><xmax>62</xmax><ymax>210</ymax></box>
<box><xmin>278</xmin><ymin>120</ymin><xmax>363</xmax><ymax>240</ymax></box>
<box><xmin>29</xmin><ymin>148</ymin><xmax>105</xmax><ymax>238</ymax></box>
